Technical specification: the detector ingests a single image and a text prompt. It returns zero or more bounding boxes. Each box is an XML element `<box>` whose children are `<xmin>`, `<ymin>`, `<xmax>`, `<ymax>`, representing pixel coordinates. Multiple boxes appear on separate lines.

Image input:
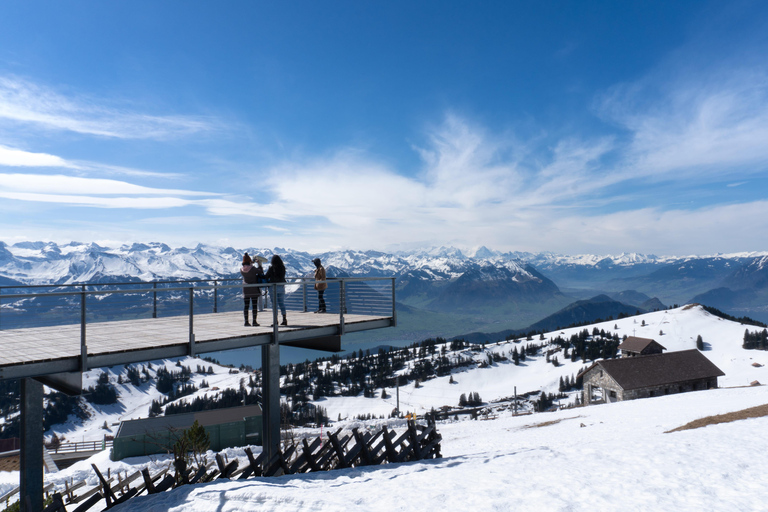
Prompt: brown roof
<box><xmin>618</xmin><ymin>336</ymin><xmax>666</xmax><ymax>353</ymax></box>
<box><xmin>591</xmin><ymin>349</ymin><xmax>724</xmax><ymax>390</ymax></box>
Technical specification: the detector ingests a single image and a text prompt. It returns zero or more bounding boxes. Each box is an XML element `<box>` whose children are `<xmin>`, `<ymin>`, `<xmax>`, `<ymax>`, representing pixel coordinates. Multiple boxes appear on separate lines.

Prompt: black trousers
<box><xmin>317</xmin><ymin>290</ymin><xmax>326</xmax><ymax>311</ymax></box>
<box><xmin>244</xmin><ymin>296</ymin><xmax>257</xmax><ymax>314</ymax></box>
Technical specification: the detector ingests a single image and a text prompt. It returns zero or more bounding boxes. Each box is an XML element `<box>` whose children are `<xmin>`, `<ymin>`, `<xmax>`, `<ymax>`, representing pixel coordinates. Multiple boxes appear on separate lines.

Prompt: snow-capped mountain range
<box><xmin>2</xmin><ymin>241</ymin><xmax>768</xmax><ymax>323</ymax></box>
<box><xmin>1</xmin><ymin>240</ymin><xmax>765</xmax><ymax>286</ymax></box>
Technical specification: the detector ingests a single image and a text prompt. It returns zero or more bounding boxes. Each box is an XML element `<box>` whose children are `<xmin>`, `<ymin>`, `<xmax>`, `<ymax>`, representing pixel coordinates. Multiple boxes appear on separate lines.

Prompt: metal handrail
<box><xmin>0</xmin><ymin>276</ymin><xmax>396</xmax><ymax>369</ymax></box>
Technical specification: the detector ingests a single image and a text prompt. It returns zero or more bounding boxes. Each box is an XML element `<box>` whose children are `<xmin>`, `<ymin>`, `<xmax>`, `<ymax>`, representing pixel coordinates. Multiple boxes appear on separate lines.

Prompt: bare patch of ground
<box><xmin>521</xmin><ymin>416</ymin><xmax>582</xmax><ymax>429</ymax></box>
<box><xmin>666</xmin><ymin>404</ymin><xmax>768</xmax><ymax>433</ymax></box>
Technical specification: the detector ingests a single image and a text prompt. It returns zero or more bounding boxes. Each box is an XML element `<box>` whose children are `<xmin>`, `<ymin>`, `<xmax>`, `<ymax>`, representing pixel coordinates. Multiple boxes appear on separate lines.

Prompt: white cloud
<box><xmin>0</xmin><ymin>173</ymin><xmax>212</xmax><ymax>196</ymax></box>
<box><xmin>0</xmin><ymin>144</ymin><xmax>75</xmax><ymax>168</ymax></box>
<box><xmin>598</xmin><ymin>68</ymin><xmax>768</xmax><ymax>180</ymax></box>
<box><xmin>0</xmin><ymin>76</ymin><xmax>215</xmax><ymax>139</ymax></box>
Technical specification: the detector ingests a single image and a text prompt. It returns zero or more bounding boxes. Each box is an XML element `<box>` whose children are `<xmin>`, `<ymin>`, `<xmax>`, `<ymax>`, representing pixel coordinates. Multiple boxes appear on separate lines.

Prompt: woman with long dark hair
<box><xmin>264</xmin><ymin>254</ymin><xmax>287</xmax><ymax>326</ymax></box>
<box><xmin>241</xmin><ymin>253</ymin><xmax>260</xmax><ymax>326</ymax></box>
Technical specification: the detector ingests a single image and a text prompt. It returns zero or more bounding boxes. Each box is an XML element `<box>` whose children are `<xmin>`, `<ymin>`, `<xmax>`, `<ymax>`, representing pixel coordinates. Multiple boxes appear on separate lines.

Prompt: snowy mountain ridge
<box><xmin>2</xmin><ymin>240</ymin><xmax>766</xmax><ymax>286</ymax></box>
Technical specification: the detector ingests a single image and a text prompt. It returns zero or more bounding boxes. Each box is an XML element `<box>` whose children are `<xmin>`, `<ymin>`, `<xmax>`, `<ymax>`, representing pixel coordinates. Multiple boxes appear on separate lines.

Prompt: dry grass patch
<box><xmin>666</xmin><ymin>403</ymin><xmax>768</xmax><ymax>433</ymax></box>
<box><xmin>521</xmin><ymin>416</ymin><xmax>582</xmax><ymax>429</ymax></box>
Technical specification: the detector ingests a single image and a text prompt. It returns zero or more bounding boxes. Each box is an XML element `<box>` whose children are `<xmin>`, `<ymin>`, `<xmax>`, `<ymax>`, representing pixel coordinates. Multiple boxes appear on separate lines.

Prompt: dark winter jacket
<box><xmin>241</xmin><ymin>265</ymin><xmax>260</xmax><ymax>298</ymax></box>
<box><xmin>264</xmin><ymin>264</ymin><xmax>286</xmax><ymax>284</ymax></box>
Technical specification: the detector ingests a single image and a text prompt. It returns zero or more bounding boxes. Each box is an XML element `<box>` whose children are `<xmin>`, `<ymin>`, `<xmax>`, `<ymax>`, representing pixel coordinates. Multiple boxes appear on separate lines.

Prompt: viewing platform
<box><xmin>0</xmin><ymin>276</ymin><xmax>396</xmax><ymax>380</ymax></box>
<box><xmin>0</xmin><ymin>276</ymin><xmax>396</xmax><ymax>509</ymax></box>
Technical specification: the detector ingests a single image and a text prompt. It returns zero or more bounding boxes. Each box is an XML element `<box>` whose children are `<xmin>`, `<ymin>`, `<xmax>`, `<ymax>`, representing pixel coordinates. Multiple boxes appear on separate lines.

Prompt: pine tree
<box><xmin>696</xmin><ymin>335</ymin><xmax>704</xmax><ymax>351</ymax></box>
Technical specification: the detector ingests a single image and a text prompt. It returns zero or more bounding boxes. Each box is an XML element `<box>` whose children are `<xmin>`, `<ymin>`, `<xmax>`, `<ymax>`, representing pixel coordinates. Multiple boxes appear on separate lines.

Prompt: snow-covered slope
<box><xmin>307</xmin><ymin>305</ymin><xmax>768</xmax><ymax>420</ymax></box>
<box><xmin>40</xmin><ymin>304</ymin><xmax>768</xmax><ymax>445</ymax></box>
<box><xmin>6</xmin><ymin>384</ymin><xmax>767</xmax><ymax>512</ymax></box>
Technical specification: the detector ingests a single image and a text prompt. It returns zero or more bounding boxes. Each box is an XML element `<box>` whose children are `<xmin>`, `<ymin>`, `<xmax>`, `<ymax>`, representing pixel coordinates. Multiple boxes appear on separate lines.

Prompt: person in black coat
<box><xmin>264</xmin><ymin>254</ymin><xmax>287</xmax><ymax>326</ymax></box>
<box><xmin>241</xmin><ymin>253</ymin><xmax>260</xmax><ymax>326</ymax></box>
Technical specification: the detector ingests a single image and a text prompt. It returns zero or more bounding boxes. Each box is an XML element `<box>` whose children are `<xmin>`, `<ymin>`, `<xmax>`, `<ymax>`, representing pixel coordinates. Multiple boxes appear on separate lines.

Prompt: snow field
<box><xmin>109</xmin><ymin>385</ymin><xmax>768</xmax><ymax>512</ymax></box>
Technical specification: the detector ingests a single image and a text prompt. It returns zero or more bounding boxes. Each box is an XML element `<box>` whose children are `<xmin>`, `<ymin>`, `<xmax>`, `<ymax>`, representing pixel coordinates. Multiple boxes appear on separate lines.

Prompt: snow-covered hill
<box><xmin>6</xmin><ymin>381</ymin><xmax>767</xmax><ymax>511</ymax></box>
<box><xmin>2</xmin><ymin>304</ymin><xmax>767</xmax><ymax>511</ymax></box>
<box><xmin>304</xmin><ymin>304</ymin><xmax>768</xmax><ymax>420</ymax></box>
<box><xmin>118</xmin><ymin>385</ymin><xmax>768</xmax><ymax>512</ymax></box>
<box><xmin>35</xmin><ymin>304</ymin><xmax>768</xmax><ymax>445</ymax></box>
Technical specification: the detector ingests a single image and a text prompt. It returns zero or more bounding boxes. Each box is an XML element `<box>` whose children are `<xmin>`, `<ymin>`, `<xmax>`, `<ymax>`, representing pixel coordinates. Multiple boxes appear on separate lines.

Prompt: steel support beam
<box><xmin>20</xmin><ymin>378</ymin><xmax>43</xmax><ymax>512</ymax></box>
<box><xmin>261</xmin><ymin>342</ymin><xmax>280</xmax><ymax>465</ymax></box>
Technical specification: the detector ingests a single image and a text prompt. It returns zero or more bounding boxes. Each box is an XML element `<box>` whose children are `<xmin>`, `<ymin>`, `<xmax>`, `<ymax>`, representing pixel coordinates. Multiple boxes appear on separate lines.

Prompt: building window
<box><xmin>649</xmin><ymin>390</ymin><xmax>655</xmax><ymax>397</ymax></box>
<box><xmin>609</xmin><ymin>391</ymin><xmax>616</xmax><ymax>398</ymax></box>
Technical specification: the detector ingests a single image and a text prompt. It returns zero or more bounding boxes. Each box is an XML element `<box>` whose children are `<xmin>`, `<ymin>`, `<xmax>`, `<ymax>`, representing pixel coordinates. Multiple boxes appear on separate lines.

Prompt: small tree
<box><xmin>696</xmin><ymin>335</ymin><xmax>704</xmax><ymax>351</ymax></box>
<box><xmin>173</xmin><ymin>420</ymin><xmax>210</xmax><ymax>476</ymax></box>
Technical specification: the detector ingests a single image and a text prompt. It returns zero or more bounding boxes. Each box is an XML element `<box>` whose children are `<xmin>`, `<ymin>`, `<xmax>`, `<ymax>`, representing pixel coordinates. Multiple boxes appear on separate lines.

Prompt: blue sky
<box><xmin>1</xmin><ymin>1</ymin><xmax>767</xmax><ymax>255</ymax></box>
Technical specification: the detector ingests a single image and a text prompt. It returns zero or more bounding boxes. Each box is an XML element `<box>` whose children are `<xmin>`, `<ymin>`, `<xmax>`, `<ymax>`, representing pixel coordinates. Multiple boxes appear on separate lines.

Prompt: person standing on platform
<box><xmin>255</xmin><ymin>259</ymin><xmax>266</xmax><ymax>312</ymax></box>
<box><xmin>313</xmin><ymin>258</ymin><xmax>327</xmax><ymax>313</ymax></box>
<box><xmin>241</xmin><ymin>253</ymin><xmax>260</xmax><ymax>326</ymax></box>
<box><xmin>264</xmin><ymin>254</ymin><xmax>288</xmax><ymax>326</ymax></box>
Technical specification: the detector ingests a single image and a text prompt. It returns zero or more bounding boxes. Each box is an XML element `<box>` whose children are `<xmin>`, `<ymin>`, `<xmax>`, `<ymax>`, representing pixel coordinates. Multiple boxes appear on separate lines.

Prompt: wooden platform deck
<box><xmin>0</xmin><ymin>309</ymin><xmax>393</xmax><ymax>380</ymax></box>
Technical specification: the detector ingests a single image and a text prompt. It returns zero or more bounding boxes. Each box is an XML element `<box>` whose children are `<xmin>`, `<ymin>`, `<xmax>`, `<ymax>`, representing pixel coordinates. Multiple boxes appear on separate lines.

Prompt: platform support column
<box><xmin>261</xmin><ymin>342</ymin><xmax>281</xmax><ymax>465</ymax></box>
<box><xmin>20</xmin><ymin>378</ymin><xmax>43</xmax><ymax>512</ymax></box>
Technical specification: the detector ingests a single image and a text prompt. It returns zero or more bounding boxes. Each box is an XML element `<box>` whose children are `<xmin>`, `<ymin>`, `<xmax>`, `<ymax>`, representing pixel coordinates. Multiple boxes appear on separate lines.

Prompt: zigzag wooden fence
<box><xmin>40</xmin><ymin>420</ymin><xmax>442</xmax><ymax>511</ymax></box>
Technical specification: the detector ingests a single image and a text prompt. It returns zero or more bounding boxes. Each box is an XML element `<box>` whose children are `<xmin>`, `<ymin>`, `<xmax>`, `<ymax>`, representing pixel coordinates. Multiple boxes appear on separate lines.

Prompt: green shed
<box><xmin>111</xmin><ymin>404</ymin><xmax>262</xmax><ymax>461</ymax></box>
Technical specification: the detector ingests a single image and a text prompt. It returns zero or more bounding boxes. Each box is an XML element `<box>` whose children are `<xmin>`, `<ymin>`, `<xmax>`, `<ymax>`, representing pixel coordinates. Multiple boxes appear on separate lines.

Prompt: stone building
<box><xmin>580</xmin><ymin>349</ymin><xmax>724</xmax><ymax>405</ymax></box>
<box><xmin>618</xmin><ymin>336</ymin><xmax>666</xmax><ymax>357</ymax></box>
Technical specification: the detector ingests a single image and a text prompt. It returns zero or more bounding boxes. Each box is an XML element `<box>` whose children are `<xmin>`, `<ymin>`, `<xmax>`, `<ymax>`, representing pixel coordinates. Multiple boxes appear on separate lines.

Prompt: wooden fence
<box><xmin>38</xmin><ymin>420</ymin><xmax>442</xmax><ymax>511</ymax></box>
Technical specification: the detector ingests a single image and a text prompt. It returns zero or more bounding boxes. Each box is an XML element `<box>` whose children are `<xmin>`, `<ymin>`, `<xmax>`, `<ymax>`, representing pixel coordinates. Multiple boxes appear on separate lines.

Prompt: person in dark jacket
<box><xmin>264</xmin><ymin>254</ymin><xmax>287</xmax><ymax>326</ymax></box>
<box><xmin>241</xmin><ymin>253</ymin><xmax>260</xmax><ymax>326</ymax></box>
<box><xmin>313</xmin><ymin>258</ymin><xmax>327</xmax><ymax>313</ymax></box>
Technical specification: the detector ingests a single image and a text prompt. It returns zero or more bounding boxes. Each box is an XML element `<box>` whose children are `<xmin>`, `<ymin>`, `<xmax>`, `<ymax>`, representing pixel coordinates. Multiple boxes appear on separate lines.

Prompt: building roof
<box><xmin>116</xmin><ymin>404</ymin><xmax>262</xmax><ymax>439</ymax></box>
<box><xmin>587</xmin><ymin>350</ymin><xmax>724</xmax><ymax>391</ymax></box>
<box><xmin>618</xmin><ymin>336</ymin><xmax>666</xmax><ymax>353</ymax></box>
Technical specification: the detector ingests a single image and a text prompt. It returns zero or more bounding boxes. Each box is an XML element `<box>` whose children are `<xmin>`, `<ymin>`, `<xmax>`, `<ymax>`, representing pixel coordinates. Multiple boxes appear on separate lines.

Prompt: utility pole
<box><xmin>396</xmin><ymin>377</ymin><xmax>400</xmax><ymax>415</ymax></box>
<box><xmin>514</xmin><ymin>386</ymin><xmax>517</xmax><ymax>416</ymax></box>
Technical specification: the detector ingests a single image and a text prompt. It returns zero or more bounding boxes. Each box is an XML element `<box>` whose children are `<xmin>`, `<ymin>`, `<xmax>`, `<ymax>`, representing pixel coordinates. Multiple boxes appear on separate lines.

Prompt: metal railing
<box><xmin>49</xmin><ymin>438</ymin><xmax>114</xmax><ymax>454</ymax></box>
<box><xmin>0</xmin><ymin>276</ymin><xmax>396</xmax><ymax>369</ymax></box>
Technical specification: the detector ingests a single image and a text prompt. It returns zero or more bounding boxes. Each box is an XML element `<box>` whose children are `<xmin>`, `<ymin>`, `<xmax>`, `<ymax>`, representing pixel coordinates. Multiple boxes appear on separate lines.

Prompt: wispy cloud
<box><xmin>0</xmin><ymin>144</ymin><xmax>75</xmax><ymax>168</ymax></box>
<box><xmin>0</xmin><ymin>173</ymin><xmax>213</xmax><ymax>197</ymax></box>
<box><xmin>0</xmin><ymin>76</ymin><xmax>216</xmax><ymax>139</ymax></box>
<box><xmin>598</xmin><ymin>67</ymin><xmax>768</xmax><ymax>180</ymax></box>
<box><xmin>0</xmin><ymin>143</ymin><xmax>183</xmax><ymax>179</ymax></box>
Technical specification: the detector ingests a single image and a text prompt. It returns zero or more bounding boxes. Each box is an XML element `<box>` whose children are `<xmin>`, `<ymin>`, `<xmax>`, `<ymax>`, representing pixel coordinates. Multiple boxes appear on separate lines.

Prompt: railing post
<box><xmin>272</xmin><ymin>284</ymin><xmax>279</xmax><ymax>337</ymax></box>
<box><xmin>302</xmin><ymin>279</ymin><xmax>307</xmax><ymax>313</ymax></box>
<box><xmin>188</xmin><ymin>287</ymin><xmax>195</xmax><ymax>357</ymax></box>
<box><xmin>152</xmin><ymin>282</ymin><xmax>157</xmax><ymax>319</ymax></box>
<box><xmin>213</xmin><ymin>280</ymin><xmax>218</xmax><ymax>313</ymax></box>
<box><xmin>391</xmin><ymin>277</ymin><xmax>397</xmax><ymax>327</ymax></box>
<box><xmin>80</xmin><ymin>288</ymin><xmax>87</xmax><ymax>371</ymax></box>
<box><xmin>339</xmin><ymin>280</ymin><xmax>345</xmax><ymax>336</ymax></box>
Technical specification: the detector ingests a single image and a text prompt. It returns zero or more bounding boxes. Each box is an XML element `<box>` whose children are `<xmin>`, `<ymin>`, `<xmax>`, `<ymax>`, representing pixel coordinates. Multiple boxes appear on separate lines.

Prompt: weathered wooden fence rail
<box><xmin>38</xmin><ymin>420</ymin><xmax>441</xmax><ymax>511</ymax></box>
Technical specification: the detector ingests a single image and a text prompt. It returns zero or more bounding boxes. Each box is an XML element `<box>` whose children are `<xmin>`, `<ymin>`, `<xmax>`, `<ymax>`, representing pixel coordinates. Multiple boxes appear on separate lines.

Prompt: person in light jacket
<box><xmin>264</xmin><ymin>254</ymin><xmax>287</xmax><ymax>326</ymax></box>
<box><xmin>241</xmin><ymin>253</ymin><xmax>260</xmax><ymax>326</ymax></box>
<box><xmin>313</xmin><ymin>258</ymin><xmax>327</xmax><ymax>313</ymax></box>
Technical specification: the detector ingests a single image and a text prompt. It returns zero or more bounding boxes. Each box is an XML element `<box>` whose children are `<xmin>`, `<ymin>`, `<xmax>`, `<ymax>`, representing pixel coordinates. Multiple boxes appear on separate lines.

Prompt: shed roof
<box><xmin>618</xmin><ymin>336</ymin><xmax>666</xmax><ymax>353</ymax></box>
<box><xmin>116</xmin><ymin>404</ymin><xmax>262</xmax><ymax>439</ymax></box>
<box><xmin>588</xmin><ymin>350</ymin><xmax>724</xmax><ymax>391</ymax></box>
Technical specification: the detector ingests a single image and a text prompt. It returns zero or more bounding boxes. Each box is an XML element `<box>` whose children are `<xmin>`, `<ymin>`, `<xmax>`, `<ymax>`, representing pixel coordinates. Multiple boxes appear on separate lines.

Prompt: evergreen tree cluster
<box><xmin>743</xmin><ymin>329</ymin><xmax>768</xmax><ymax>350</ymax></box>
<box><xmin>155</xmin><ymin>365</ymin><xmax>193</xmax><ymax>394</ymax></box>
<box><xmin>85</xmin><ymin>372</ymin><xmax>118</xmax><ymax>405</ymax></box>
<box><xmin>164</xmin><ymin>387</ymin><xmax>260</xmax><ymax>416</ymax></box>
<box><xmin>458</xmin><ymin>391</ymin><xmax>483</xmax><ymax>406</ymax></box>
